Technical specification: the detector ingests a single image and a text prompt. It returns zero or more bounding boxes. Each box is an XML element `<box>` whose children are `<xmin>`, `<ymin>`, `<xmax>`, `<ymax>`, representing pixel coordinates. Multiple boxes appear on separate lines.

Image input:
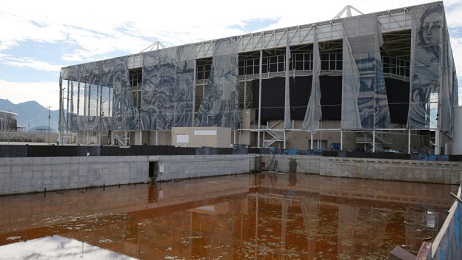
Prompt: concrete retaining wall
<box><xmin>1</xmin><ymin>154</ymin><xmax>461</xmax><ymax>196</ymax></box>
<box><xmin>261</xmin><ymin>155</ymin><xmax>462</xmax><ymax>184</ymax></box>
<box><xmin>149</xmin><ymin>154</ymin><xmax>254</xmax><ymax>181</ymax></box>
<box><xmin>320</xmin><ymin>157</ymin><xmax>462</xmax><ymax>184</ymax></box>
<box><xmin>0</xmin><ymin>154</ymin><xmax>256</xmax><ymax>196</ymax></box>
<box><xmin>0</xmin><ymin>156</ymin><xmax>149</xmax><ymax>195</ymax></box>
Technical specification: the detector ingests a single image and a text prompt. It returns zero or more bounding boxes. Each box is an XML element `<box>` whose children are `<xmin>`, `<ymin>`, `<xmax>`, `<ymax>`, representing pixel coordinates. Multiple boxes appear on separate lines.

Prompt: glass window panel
<box><xmin>383</xmin><ymin>64</ymin><xmax>389</xmax><ymax>74</ymax></box>
<box><xmin>238</xmin><ymin>67</ymin><xmax>244</xmax><ymax>76</ymax></box>
<box><xmin>330</xmin><ymin>61</ymin><xmax>336</xmax><ymax>70</ymax></box>
<box><xmin>278</xmin><ymin>63</ymin><xmax>284</xmax><ymax>72</ymax></box>
<box><xmin>306</xmin><ymin>59</ymin><xmax>312</xmax><ymax>71</ymax></box>
<box><xmin>246</xmin><ymin>64</ymin><xmax>253</xmax><ymax>74</ymax></box>
<box><xmin>269</xmin><ymin>64</ymin><xmax>277</xmax><ymax>72</ymax></box>
<box><xmin>278</xmin><ymin>55</ymin><xmax>285</xmax><ymax>63</ymax></box>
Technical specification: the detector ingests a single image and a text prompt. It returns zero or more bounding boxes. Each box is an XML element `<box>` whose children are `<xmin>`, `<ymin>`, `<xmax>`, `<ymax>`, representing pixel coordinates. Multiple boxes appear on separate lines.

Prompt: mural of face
<box><xmin>420</xmin><ymin>10</ymin><xmax>441</xmax><ymax>46</ymax></box>
<box><xmin>113</xmin><ymin>73</ymin><xmax>122</xmax><ymax>96</ymax></box>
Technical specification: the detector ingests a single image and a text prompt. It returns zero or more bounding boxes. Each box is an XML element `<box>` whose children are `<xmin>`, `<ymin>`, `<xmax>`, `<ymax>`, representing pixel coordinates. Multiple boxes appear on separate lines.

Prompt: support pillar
<box><xmin>408</xmin><ymin>129</ymin><xmax>411</xmax><ymax>154</ymax></box>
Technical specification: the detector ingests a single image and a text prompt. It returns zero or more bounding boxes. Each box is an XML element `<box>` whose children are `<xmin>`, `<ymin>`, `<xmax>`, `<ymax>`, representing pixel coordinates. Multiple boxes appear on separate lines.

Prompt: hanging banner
<box><xmin>342</xmin><ymin>14</ymin><xmax>391</xmax><ymax>129</ymax></box>
<box><xmin>408</xmin><ymin>3</ymin><xmax>443</xmax><ymax>129</ymax></box>
<box><xmin>141</xmin><ymin>45</ymin><xmax>195</xmax><ymax>130</ymax></box>
<box><xmin>301</xmin><ymin>29</ymin><xmax>322</xmax><ymax>133</ymax></box>
<box><xmin>195</xmin><ymin>37</ymin><xmax>240</xmax><ymax>129</ymax></box>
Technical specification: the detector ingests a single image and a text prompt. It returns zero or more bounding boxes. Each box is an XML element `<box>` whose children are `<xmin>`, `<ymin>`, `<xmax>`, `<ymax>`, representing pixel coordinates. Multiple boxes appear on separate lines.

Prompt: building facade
<box><xmin>59</xmin><ymin>1</ymin><xmax>458</xmax><ymax>154</ymax></box>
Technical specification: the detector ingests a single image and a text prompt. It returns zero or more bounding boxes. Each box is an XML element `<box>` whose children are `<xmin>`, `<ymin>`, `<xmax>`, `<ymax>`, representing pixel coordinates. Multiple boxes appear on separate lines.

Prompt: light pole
<box><xmin>47</xmin><ymin>106</ymin><xmax>51</xmax><ymax>144</ymax></box>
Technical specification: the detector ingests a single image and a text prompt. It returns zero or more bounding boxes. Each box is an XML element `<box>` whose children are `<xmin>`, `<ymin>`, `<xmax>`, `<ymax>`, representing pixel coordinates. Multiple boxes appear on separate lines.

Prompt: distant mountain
<box><xmin>0</xmin><ymin>99</ymin><xmax>59</xmax><ymax>132</ymax></box>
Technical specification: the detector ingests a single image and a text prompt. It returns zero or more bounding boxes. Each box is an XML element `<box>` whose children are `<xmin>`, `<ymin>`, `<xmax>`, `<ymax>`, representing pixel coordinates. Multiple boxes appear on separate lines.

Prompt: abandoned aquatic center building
<box><xmin>58</xmin><ymin>1</ymin><xmax>460</xmax><ymax>155</ymax></box>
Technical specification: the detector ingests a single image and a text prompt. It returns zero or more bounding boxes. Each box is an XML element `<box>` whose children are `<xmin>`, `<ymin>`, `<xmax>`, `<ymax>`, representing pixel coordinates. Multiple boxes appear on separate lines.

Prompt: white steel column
<box><xmin>257</xmin><ymin>50</ymin><xmax>262</xmax><ymax>147</ymax></box>
<box><xmin>408</xmin><ymin>129</ymin><xmax>411</xmax><ymax>154</ymax></box>
<box><xmin>311</xmin><ymin>133</ymin><xmax>314</xmax><ymax>150</ymax></box>
<box><xmin>192</xmin><ymin>59</ymin><xmax>196</xmax><ymax>125</ymax></box>
<box><xmin>372</xmin><ymin>129</ymin><xmax>376</xmax><ymax>152</ymax></box>
<box><xmin>435</xmin><ymin>130</ymin><xmax>440</xmax><ymax>155</ymax></box>
<box><xmin>283</xmin><ymin>130</ymin><xmax>286</xmax><ymax>149</ymax></box>
<box><xmin>244</xmin><ymin>75</ymin><xmax>247</xmax><ymax>108</ymax></box>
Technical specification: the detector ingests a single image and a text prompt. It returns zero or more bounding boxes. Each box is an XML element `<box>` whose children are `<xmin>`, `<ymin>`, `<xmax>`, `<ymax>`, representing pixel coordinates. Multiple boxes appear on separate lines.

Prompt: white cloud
<box><xmin>3</xmin><ymin>57</ymin><xmax>62</xmax><ymax>72</ymax></box>
<box><xmin>1</xmin><ymin>0</ymin><xmax>460</xmax><ymax>60</ymax></box>
<box><xmin>0</xmin><ymin>80</ymin><xmax>58</xmax><ymax>108</ymax></box>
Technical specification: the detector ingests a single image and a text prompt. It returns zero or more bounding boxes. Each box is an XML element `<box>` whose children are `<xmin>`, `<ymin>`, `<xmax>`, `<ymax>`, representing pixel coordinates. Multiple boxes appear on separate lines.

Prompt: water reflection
<box><xmin>0</xmin><ymin>235</ymin><xmax>135</xmax><ymax>259</ymax></box>
<box><xmin>0</xmin><ymin>173</ymin><xmax>457</xmax><ymax>259</ymax></box>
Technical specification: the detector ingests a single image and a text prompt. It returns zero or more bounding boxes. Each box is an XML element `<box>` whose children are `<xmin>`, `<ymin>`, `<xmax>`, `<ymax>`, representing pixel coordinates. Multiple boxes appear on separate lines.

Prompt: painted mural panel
<box><xmin>194</xmin><ymin>37</ymin><xmax>240</xmax><ymax>129</ymax></box>
<box><xmin>341</xmin><ymin>29</ymin><xmax>361</xmax><ymax>130</ymax></box>
<box><xmin>284</xmin><ymin>37</ymin><xmax>291</xmax><ymax>129</ymax></box>
<box><xmin>301</xmin><ymin>30</ymin><xmax>321</xmax><ymax>133</ymax></box>
<box><xmin>439</xmin><ymin>17</ymin><xmax>456</xmax><ymax>137</ymax></box>
<box><xmin>65</xmin><ymin>65</ymin><xmax>80</xmax><ymax>131</ymax></box>
<box><xmin>111</xmin><ymin>57</ymin><xmax>137</xmax><ymax>131</ymax></box>
<box><xmin>408</xmin><ymin>3</ymin><xmax>442</xmax><ymax>129</ymax></box>
<box><xmin>64</xmin><ymin>59</ymin><xmax>122</xmax><ymax>132</ymax></box>
<box><xmin>141</xmin><ymin>45</ymin><xmax>195</xmax><ymax>130</ymax></box>
<box><xmin>342</xmin><ymin>14</ymin><xmax>391</xmax><ymax>129</ymax></box>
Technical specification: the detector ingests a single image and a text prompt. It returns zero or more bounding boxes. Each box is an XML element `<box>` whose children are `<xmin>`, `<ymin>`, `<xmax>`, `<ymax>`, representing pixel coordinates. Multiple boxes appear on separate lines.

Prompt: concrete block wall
<box><xmin>0</xmin><ymin>156</ymin><xmax>150</xmax><ymax>195</ymax></box>
<box><xmin>320</xmin><ymin>157</ymin><xmax>462</xmax><ymax>184</ymax></box>
<box><xmin>149</xmin><ymin>154</ymin><xmax>252</xmax><ymax>181</ymax></box>
<box><xmin>1</xmin><ymin>153</ymin><xmax>461</xmax><ymax>195</ymax></box>
<box><xmin>261</xmin><ymin>155</ymin><xmax>462</xmax><ymax>184</ymax></box>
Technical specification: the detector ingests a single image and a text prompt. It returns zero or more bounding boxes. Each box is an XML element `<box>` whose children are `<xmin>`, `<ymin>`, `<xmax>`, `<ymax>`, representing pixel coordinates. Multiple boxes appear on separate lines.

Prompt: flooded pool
<box><xmin>0</xmin><ymin>173</ymin><xmax>457</xmax><ymax>259</ymax></box>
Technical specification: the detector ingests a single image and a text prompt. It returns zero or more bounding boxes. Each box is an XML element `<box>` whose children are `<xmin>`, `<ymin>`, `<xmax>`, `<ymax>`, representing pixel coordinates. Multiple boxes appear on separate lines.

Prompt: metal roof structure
<box><xmin>119</xmin><ymin>4</ymin><xmax>413</xmax><ymax>70</ymax></box>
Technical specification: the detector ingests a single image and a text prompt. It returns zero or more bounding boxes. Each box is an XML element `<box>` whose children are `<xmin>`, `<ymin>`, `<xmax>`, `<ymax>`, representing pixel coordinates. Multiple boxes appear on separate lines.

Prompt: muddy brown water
<box><xmin>0</xmin><ymin>173</ymin><xmax>457</xmax><ymax>259</ymax></box>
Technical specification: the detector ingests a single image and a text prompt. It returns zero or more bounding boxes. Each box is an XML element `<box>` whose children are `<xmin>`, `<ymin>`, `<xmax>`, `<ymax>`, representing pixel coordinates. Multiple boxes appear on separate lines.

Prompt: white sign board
<box><xmin>176</xmin><ymin>134</ymin><xmax>189</xmax><ymax>143</ymax></box>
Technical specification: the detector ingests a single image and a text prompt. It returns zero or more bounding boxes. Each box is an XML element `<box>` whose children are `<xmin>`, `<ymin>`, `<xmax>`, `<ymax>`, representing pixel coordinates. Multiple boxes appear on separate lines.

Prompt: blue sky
<box><xmin>1</xmin><ymin>0</ymin><xmax>461</xmax><ymax>109</ymax></box>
